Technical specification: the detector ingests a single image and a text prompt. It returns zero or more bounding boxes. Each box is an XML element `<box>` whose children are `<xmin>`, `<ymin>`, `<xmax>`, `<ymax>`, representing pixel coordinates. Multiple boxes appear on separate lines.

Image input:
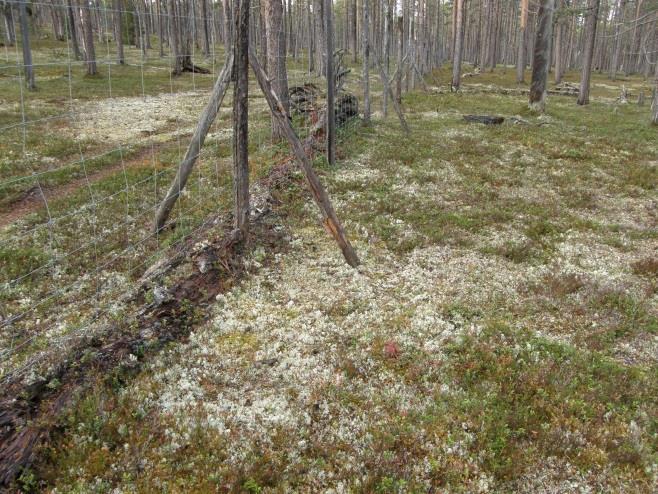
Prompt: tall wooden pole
<box><xmin>18</xmin><ymin>0</ymin><xmax>35</xmax><ymax>90</ymax></box>
<box><xmin>233</xmin><ymin>0</ymin><xmax>250</xmax><ymax>237</ymax></box>
<box><xmin>325</xmin><ymin>0</ymin><xmax>336</xmax><ymax>166</ymax></box>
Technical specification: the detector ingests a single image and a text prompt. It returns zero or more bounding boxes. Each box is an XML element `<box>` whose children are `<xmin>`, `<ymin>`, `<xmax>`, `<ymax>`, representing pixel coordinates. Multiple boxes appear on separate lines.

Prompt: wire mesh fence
<box><xmin>0</xmin><ymin>1</ymin><xmax>368</xmax><ymax>387</ymax></box>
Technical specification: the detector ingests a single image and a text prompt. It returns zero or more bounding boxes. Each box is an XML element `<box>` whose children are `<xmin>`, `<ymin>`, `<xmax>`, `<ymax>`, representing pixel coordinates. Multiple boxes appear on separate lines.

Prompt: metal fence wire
<box><xmin>0</xmin><ymin>0</ymin><xmax>369</xmax><ymax>386</ymax></box>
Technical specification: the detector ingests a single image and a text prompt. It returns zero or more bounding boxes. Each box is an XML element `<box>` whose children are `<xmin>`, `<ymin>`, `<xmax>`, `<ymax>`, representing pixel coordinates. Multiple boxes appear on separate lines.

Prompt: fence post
<box><xmin>233</xmin><ymin>0</ymin><xmax>250</xmax><ymax>238</ymax></box>
<box><xmin>324</xmin><ymin>0</ymin><xmax>336</xmax><ymax>166</ymax></box>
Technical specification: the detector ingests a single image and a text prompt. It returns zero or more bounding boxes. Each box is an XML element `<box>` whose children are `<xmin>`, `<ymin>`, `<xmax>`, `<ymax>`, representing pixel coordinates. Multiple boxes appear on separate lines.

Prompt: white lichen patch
<box><xmin>71</xmin><ymin>91</ymin><xmax>212</xmax><ymax>144</ymax></box>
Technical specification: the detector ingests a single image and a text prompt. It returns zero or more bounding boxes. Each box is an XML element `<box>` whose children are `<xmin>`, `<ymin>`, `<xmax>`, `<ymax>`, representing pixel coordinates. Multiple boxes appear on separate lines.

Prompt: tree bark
<box><xmin>528</xmin><ymin>0</ymin><xmax>554</xmax><ymax>111</ymax></box>
<box><xmin>80</xmin><ymin>0</ymin><xmax>97</xmax><ymax>75</ymax></box>
<box><xmin>451</xmin><ymin>0</ymin><xmax>464</xmax><ymax>90</ymax></box>
<box><xmin>264</xmin><ymin>0</ymin><xmax>290</xmax><ymax>142</ymax></box>
<box><xmin>577</xmin><ymin>0</ymin><xmax>600</xmax><ymax>105</ymax></box>
<box><xmin>362</xmin><ymin>0</ymin><xmax>370</xmax><ymax>123</ymax></box>
<box><xmin>233</xmin><ymin>0</ymin><xmax>250</xmax><ymax>237</ymax></box>
<box><xmin>516</xmin><ymin>0</ymin><xmax>528</xmax><ymax>83</ymax></box>
<box><xmin>114</xmin><ymin>0</ymin><xmax>125</xmax><ymax>64</ymax></box>
<box><xmin>651</xmin><ymin>48</ymin><xmax>658</xmax><ymax>125</ymax></box>
<box><xmin>18</xmin><ymin>0</ymin><xmax>34</xmax><ymax>90</ymax></box>
<box><xmin>3</xmin><ymin>2</ymin><xmax>16</xmax><ymax>46</ymax></box>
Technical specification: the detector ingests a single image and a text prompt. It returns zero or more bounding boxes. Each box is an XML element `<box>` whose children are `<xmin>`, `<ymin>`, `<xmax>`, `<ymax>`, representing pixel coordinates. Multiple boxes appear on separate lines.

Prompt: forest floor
<box><xmin>1</xmin><ymin>40</ymin><xmax>657</xmax><ymax>493</ymax></box>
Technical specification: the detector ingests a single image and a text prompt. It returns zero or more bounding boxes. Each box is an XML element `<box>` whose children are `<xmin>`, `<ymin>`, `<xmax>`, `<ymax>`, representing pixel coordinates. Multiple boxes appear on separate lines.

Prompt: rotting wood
<box><xmin>463</xmin><ymin>115</ymin><xmax>505</xmax><ymax>125</ymax></box>
<box><xmin>0</xmin><ymin>160</ymin><xmax>298</xmax><ymax>488</ymax></box>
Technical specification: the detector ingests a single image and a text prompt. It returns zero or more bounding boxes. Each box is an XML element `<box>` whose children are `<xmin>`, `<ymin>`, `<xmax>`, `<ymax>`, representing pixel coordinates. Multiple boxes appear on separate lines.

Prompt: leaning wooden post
<box><xmin>233</xmin><ymin>0</ymin><xmax>250</xmax><ymax>238</ymax></box>
<box><xmin>249</xmin><ymin>48</ymin><xmax>360</xmax><ymax>268</ymax></box>
<box><xmin>324</xmin><ymin>0</ymin><xmax>336</xmax><ymax>166</ymax></box>
<box><xmin>154</xmin><ymin>53</ymin><xmax>234</xmax><ymax>232</ymax></box>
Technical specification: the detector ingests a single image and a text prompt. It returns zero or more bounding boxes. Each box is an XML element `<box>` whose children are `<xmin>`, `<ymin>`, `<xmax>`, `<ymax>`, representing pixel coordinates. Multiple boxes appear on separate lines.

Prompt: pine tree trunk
<box><xmin>362</xmin><ymin>0</ymin><xmax>370</xmax><ymax>123</ymax></box>
<box><xmin>651</xmin><ymin>50</ymin><xmax>658</xmax><ymax>125</ymax></box>
<box><xmin>3</xmin><ymin>2</ymin><xmax>16</xmax><ymax>46</ymax></box>
<box><xmin>451</xmin><ymin>0</ymin><xmax>464</xmax><ymax>90</ymax></box>
<box><xmin>264</xmin><ymin>0</ymin><xmax>290</xmax><ymax>142</ymax></box>
<box><xmin>113</xmin><ymin>0</ymin><xmax>125</xmax><ymax>64</ymax></box>
<box><xmin>80</xmin><ymin>0</ymin><xmax>97</xmax><ymax>75</ymax></box>
<box><xmin>529</xmin><ymin>0</ymin><xmax>554</xmax><ymax>111</ymax></box>
<box><xmin>516</xmin><ymin>0</ymin><xmax>528</xmax><ymax>83</ymax></box>
<box><xmin>577</xmin><ymin>0</ymin><xmax>600</xmax><ymax>105</ymax></box>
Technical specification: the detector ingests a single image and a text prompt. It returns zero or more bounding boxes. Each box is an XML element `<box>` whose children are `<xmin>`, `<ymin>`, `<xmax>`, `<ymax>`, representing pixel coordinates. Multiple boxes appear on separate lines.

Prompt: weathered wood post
<box><xmin>249</xmin><ymin>48</ymin><xmax>360</xmax><ymax>268</ymax></box>
<box><xmin>233</xmin><ymin>0</ymin><xmax>250</xmax><ymax>238</ymax></box>
<box><xmin>154</xmin><ymin>54</ymin><xmax>234</xmax><ymax>232</ymax></box>
<box><xmin>19</xmin><ymin>0</ymin><xmax>35</xmax><ymax>90</ymax></box>
<box><xmin>325</xmin><ymin>0</ymin><xmax>336</xmax><ymax>166</ymax></box>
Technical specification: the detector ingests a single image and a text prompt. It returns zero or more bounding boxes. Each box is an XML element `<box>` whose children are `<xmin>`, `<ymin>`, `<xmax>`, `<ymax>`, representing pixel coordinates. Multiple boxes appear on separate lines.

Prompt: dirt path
<box><xmin>0</xmin><ymin>147</ymin><xmax>160</xmax><ymax>229</ymax></box>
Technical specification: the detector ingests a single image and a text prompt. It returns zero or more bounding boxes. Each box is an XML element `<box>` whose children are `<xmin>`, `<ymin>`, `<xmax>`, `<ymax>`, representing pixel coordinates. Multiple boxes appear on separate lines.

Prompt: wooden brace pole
<box><xmin>154</xmin><ymin>52</ymin><xmax>234</xmax><ymax>232</ymax></box>
<box><xmin>249</xmin><ymin>47</ymin><xmax>360</xmax><ymax>268</ymax></box>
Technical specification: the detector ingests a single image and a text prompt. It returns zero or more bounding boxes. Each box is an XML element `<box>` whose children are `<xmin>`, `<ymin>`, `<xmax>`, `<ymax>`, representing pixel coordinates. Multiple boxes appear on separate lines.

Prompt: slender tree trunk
<box><xmin>223</xmin><ymin>0</ymin><xmax>233</xmax><ymax>47</ymax></box>
<box><xmin>382</xmin><ymin>0</ymin><xmax>390</xmax><ymax>116</ymax></box>
<box><xmin>362</xmin><ymin>0</ymin><xmax>370</xmax><ymax>123</ymax></box>
<box><xmin>264</xmin><ymin>0</ymin><xmax>290</xmax><ymax>141</ymax></box>
<box><xmin>651</xmin><ymin>44</ymin><xmax>658</xmax><ymax>125</ymax></box>
<box><xmin>80</xmin><ymin>0</ymin><xmax>97</xmax><ymax>75</ymax></box>
<box><xmin>529</xmin><ymin>0</ymin><xmax>554</xmax><ymax>111</ymax></box>
<box><xmin>396</xmin><ymin>15</ymin><xmax>403</xmax><ymax>102</ymax></box>
<box><xmin>201</xmin><ymin>0</ymin><xmax>211</xmax><ymax>56</ymax></box>
<box><xmin>577</xmin><ymin>0</ymin><xmax>600</xmax><ymax>105</ymax></box>
<box><xmin>233</xmin><ymin>0</ymin><xmax>250</xmax><ymax>237</ymax></box>
<box><xmin>18</xmin><ymin>0</ymin><xmax>35</xmax><ymax>90</ymax></box>
<box><xmin>66</xmin><ymin>0</ymin><xmax>81</xmax><ymax>59</ymax></box>
<box><xmin>351</xmin><ymin>0</ymin><xmax>357</xmax><ymax>62</ymax></box>
<box><xmin>516</xmin><ymin>0</ymin><xmax>528</xmax><ymax>83</ymax></box>
<box><xmin>114</xmin><ymin>0</ymin><xmax>125</xmax><ymax>64</ymax></box>
<box><xmin>451</xmin><ymin>0</ymin><xmax>464</xmax><ymax>90</ymax></box>
<box><xmin>3</xmin><ymin>2</ymin><xmax>16</xmax><ymax>46</ymax></box>
<box><xmin>554</xmin><ymin>0</ymin><xmax>563</xmax><ymax>83</ymax></box>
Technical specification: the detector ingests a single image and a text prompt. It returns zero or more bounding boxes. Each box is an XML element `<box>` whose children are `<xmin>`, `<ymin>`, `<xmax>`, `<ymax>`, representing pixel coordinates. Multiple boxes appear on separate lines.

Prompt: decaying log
<box><xmin>177</xmin><ymin>61</ymin><xmax>211</xmax><ymax>75</ymax></box>
<box><xmin>249</xmin><ymin>46</ymin><xmax>360</xmax><ymax>268</ymax></box>
<box><xmin>289</xmin><ymin>83</ymin><xmax>321</xmax><ymax>114</ymax></box>
<box><xmin>0</xmin><ymin>164</ymin><xmax>293</xmax><ymax>488</ymax></box>
<box><xmin>463</xmin><ymin>115</ymin><xmax>505</xmax><ymax>125</ymax></box>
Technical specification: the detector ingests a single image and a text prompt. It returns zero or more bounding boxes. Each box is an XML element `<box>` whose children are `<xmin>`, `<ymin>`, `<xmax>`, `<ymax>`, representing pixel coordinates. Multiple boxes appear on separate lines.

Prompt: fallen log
<box><xmin>0</xmin><ymin>157</ymin><xmax>298</xmax><ymax>489</ymax></box>
<box><xmin>463</xmin><ymin>115</ymin><xmax>505</xmax><ymax>125</ymax></box>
